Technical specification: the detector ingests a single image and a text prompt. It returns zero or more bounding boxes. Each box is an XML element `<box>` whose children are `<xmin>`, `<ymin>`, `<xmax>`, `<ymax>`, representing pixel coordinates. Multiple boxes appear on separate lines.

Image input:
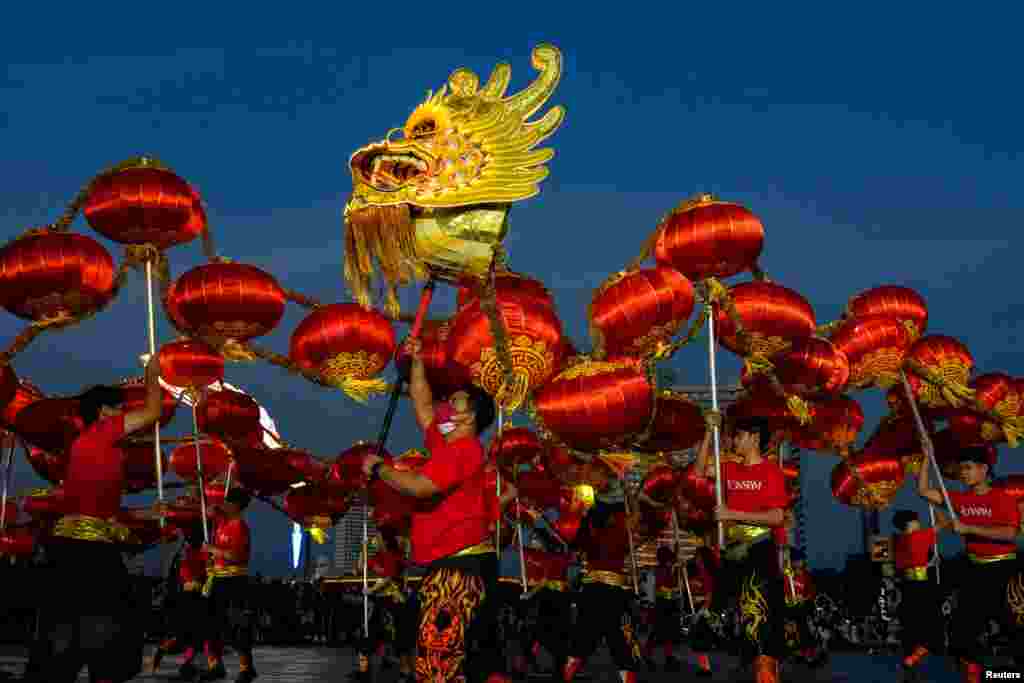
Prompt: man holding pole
<box><xmin>890</xmin><ymin>509</ymin><xmax>946</xmax><ymax>677</ymax></box>
<box><xmin>915</xmin><ymin>446</ymin><xmax>1023</xmax><ymax>681</ymax></box>
<box><xmin>695</xmin><ymin>413</ymin><xmax>788</xmax><ymax>683</ymax></box>
<box><xmin>361</xmin><ymin>336</ymin><xmax>502</xmax><ymax>683</ymax></box>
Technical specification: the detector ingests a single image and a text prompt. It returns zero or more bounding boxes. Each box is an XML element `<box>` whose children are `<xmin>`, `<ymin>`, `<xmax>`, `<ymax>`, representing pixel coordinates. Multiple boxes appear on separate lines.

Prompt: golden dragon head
<box><xmin>344</xmin><ymin>44</ymin><xmax>565</xmax><ymax>316</ymax></box>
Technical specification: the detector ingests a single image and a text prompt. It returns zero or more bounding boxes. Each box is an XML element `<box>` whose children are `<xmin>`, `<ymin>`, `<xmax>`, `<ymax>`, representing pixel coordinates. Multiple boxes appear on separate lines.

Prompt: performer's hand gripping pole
<box><xmin>145</xmin><ymin>259</ymin><xmax>166</xmax><ymax>525</ymax></box>
<box><xmin>364</xmin><ymin>279</ymin><xmax>436</xmax><ymax>638</ymax></box>
<box><xmin>705</xmin><ymin>295</ymin><xmax>725</xmax><ymax>549</ymax></box>
<box><xmin>900</xmin><ymin>371</ymin><xmax>958</xmax><ymax>524</ymax></box>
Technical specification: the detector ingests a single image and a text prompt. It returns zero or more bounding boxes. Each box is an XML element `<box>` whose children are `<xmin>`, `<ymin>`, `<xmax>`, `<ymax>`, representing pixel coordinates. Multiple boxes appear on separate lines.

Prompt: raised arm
<box><xmin>915</xmin><ymin>455</ymin><xmax>945</xmax><ymax>507</ymax></box>
<box><xmin>404</xmin><ymin>338</ymin><xmax>434</xmax><ymax>430</ymax></box>
<box><xmin>694</xmin><ymin>410</ymin><xmax>721</xmax><ymax>478</ymax></box>
<box><xmin>123</xmin><ymin>353</ymin><xmax>163</xmax><ymax>435</ymax></box>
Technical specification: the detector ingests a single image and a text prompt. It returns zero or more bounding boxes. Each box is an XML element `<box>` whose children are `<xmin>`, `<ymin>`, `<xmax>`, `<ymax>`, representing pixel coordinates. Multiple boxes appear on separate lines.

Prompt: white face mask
<box><xmin>438</xmin><ymin>421</ymin><xmax>457</xmax><ymax>435</ymax></box>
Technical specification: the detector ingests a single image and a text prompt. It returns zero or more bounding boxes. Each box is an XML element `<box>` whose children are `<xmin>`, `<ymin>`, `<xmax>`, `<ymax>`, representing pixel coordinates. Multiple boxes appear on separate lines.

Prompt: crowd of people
<box><xmin>2</xmin><ymin>337</ymin><xmax>1022</xmax><ymax>683</ymax></box>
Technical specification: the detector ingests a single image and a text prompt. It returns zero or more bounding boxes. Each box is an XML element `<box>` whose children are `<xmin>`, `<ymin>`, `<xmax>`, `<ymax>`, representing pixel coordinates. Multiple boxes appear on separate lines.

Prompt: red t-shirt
<box><xmin>722</xmin><ymin>461</ymin><xmax>788</xmax><ymax>512</ymax></box>
<box><xmin>63</xmin><ymin>414</ymin><xmax>126</xmax><ymax>520</ymax></box>
<box><xmin>578</xmin><ymin>510</ymin><xmax>631</xmax><ymax>572</ymax></box>
<box><xmin>949</xmin><ymin>488</ymin><xmax>1021</xmax><ymax>559</ymax></box>
<box><xmin>179</xmin><ymin>545</ymin><xmax>208</xmax><ymax>585</ymax></box>
<box><xmin>893</xmin><ymin>527</ymin><xmax>936</xmax><ymax>570</ymax></box>
<box><xmin>410</xmin><ymin>420</ymin><xmax>489</xmax><ymax>565</ymax></box>
<box><xmin>213</xmin><ymin>517</ymin><xmax>251</xmax><ymax>569</ymax></box>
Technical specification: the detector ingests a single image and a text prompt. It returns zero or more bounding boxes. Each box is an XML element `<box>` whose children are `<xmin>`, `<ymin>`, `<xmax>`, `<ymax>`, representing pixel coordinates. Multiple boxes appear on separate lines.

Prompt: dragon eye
<box><xmin>410</xmin><ymin>119</ymin><xmax>437</xmax><ymax>138</ymax></box>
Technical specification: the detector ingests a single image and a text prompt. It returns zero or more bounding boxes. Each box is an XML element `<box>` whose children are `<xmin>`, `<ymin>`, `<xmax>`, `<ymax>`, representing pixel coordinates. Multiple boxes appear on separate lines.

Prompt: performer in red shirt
<box><xmin>34</xmin><ymin>353</ymin><xmax>164</xmax><ymax>683</ymax></box>
<box><xmin>917</xmin><ymin>446</ymin><xmax>1023</xmax><ymax>681</ymax></box>
<box><xmin>517</xmin><ymin>536</ymin><xmax>573</xmax><ymax>677</ymax></box>
<box><xmin>352</xmin><ymin>533</ymin><xmax>415</xmax><ymax>683</ymax></box>
<box><xmin>202</xmin><ymin>488</ymin><xmax>256</xmax><ymax>683</ymax></box>
<box><xmin>695</xmin><ymin>413</ymin><xmax>789</xmax><ymax>683</ymax></box>
<box><xmin>686</xmin><ymin>543</ymin><xmax>717</xmax><ymax>678</ymax></box>
<box><xmin>362</xmin><ymin>336</ymin><xmax>505</xmax><ymax>683</ymax></box>
<box><xmin>781</xmin><ymin>548</ymin><xmax>821</xmax><ymax>666</ymax></box>
<box><xmin>152</xmin><ymin>524</ymin><xmax>211</xmax><ymax>679</ymax></box>
<box><xmin>642</xmin><ymin>546</ymin><xmax>682</xmax><ymax>671</ymax></box>
<box><xmin>890</xmin><ymin>509</ymin><xmax>946</xmax><ymax>676</ymax></box>
<box><xmin>561</xmin><ymin>496</ymin><xmax>643</xmax><ymax>683</ymax></box>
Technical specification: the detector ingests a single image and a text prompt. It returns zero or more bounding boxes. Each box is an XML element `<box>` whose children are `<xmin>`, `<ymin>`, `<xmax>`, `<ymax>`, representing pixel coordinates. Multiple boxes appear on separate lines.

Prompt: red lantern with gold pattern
<box><xmin>588</xmin><ymin>267</ymin><xmax>694</xmax><ymax>359</ymax></box>
<box><xmin>83</xmin><ymin>159</ymin><xmax>204</xmax><ymax>248</ymax></box>
<box><xmin>285</xmin><ymin>485</ymin><xmax>351</xmax><ymax>525</ymax></box>
<box><xmin>533</xmin><ymin>357</ymin><xmax>655</xmax><ymax>451</ymax></box>
<box><xmin>159</xmin><ymin>339</ymin><xmax>224</xmax><ymax>391</ymax></box>
<box><xmin>1</xmin><ymin>380</ymin><xmax>43</xmax><ymax>429</ymax></box>
<box><xmin>489</xmin><ymin>427</ymin><xmax>542</xmax><ymax>470</ymax></box>
<box><xmin>831</xmin><ymin>315</ymin><xmax>914</xmax><ymax>390</ymax></box>
<box><xmin>642</xmin><ymin>463</ymin><xmax>679</xmax><ymax>504</ymax></box>
<box><xmin>636</xmin><ymin>389</ymin><xmax>705</xmax><ymax>453</ymax></box>
<box><xmin>123</xmin><ymin>443</ymin><xmax>166</xmax><ymax>493</ymax></box>
<box><xmin>831</xmin><ymin>453</ymin><xmax>905</xmax><ymax>510</ymax></box>
<box><xmin>448</xmin><ymin>286</ymin><xmax>563</xmax><ymax>411</ymax></box>
<box><xmin>165</xmin><ymin>261</ymin><xmax>286</xmax><ymax>346</ymax></box>
<box><xmin>231</xmin><ymin>445</ymin><xmax>301</xmax><ymax>496</ymax></box>
<box><xmin>14</xmin><ymin>398</ymin><xmax>83</xmax><ymax>453</ymax></box>
<box><xmin>395</xmin><ymin>319</ymin><xmax>469</xmax><ymax>397</ymax></box>
<box><xmin>789</xmin><ymin>396</ymin><xmax>864</xmax><ymax>453</ymax></box>
<box><xmin>25</xmin><ymin>445</ymin><xmax>67</xmax><ymax>484</ymax></box>
<box><xmin>773</xmin><ymin>337</ymin><xmax>850</xmax><ymax>397</ymax></box>
<box><xmin>169</xmin><ymin>439</ymin><xmax>233</xmax><ymax>481</ymax></box>
<box><xmin>290</xmin><ymin>303</ymin><xmax>396</xmax><ymax>400</ymax></box>
<box><xmin>949</xmin><ymin>373</ymin><xmax>1021</xmax><ymax>447</ymax></box>
<box><xmin>714</xmin><ymin>281</ymin><xmax>816</xmax><ymax>367</ymax></box>
<box><xmin>119</xmin><ymin>376</ymin><xmax>177</xmax><ymax>427</ymax></box>
<box><xmin>196</xmin><ymin>388</ymin><xmax>261</xmax><ymax>442</ymax></box>
<box><xmin>457</xmin><ymin>270</ymin><xmax>554</xmax><ymax>311</ymax></box>
<box><xmin>863</xmin><ymin>414</ymin><xmax>925</xmax><ymax>465</ymax></box>
<box><xmin>847</xmin><ymin>285</ymin><xmax>928</xmax><ymax>339</ymax></box>
<box><xmin>0</xmin><ymin>231</ymin><xmax>117</xmax><ymax>323</ymax></box>
<box><xmin>654</xmin><ymin>194</ymin><xmax>764</xmax><ymax>281</ymax></box>
<box><xmin>903</xmin><ymin>335</ymin><xmax>974</xmax><ymax>415</ymax></box>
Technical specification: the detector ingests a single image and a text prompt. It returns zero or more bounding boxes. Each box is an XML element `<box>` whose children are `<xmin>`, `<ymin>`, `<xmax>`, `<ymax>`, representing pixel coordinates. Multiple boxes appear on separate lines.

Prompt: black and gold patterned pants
<box><xmin>415</xmin><ymin>561</ymin><xmax>489</xmax><ymax>683</ymax></box>
<box><xmin>568</xmin><ymin>581</ymin><xmax>640</xmax><ymax>672</ymax></box>
<box><xmin>950</xmin><ymin>558</ymin><xmax>1024</xmax><ymax>662</ymax></box>
<box><xmin>710</xmin><ymin>540</ymin><xmax>785</xmax><ymax>661</ymax></box>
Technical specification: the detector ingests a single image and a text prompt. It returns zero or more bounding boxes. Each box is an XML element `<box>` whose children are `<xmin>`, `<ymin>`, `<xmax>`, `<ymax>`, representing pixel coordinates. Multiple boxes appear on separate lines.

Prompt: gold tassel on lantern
<box><xmin>786</xmin><ymin>394</ymin><xmax>812</xmax><ymax>426</ymax></box>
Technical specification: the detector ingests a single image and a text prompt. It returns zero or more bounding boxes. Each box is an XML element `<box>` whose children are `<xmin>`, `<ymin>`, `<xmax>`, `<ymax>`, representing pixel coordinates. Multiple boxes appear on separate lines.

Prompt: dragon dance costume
<box><xmin>204</xmin><ymin>508</ymin><xmax>256</xmax><ymax>682</ymax></box>
<box><xmin>518</xmin><ymin>546</ymin><xmax>573</xmax><ymax>675</ymax></box>
<box><xmin>563</xmin><ymin>502</ymin><xmax>641</xmax><ymax>683</ymax></box>
<box><xmin>780</xmin><ymin>554</ymin><xmax>818</xmax><ymax>663</ymax></box>
<box><xmin>892</xmin><ymin>523</ymin><xmax>942</xmax><ymax>670</ymax></box>
<box><xmin>642</xmin><ymin>547</ymin><xmax>682</xmax><ymax>671</ymax></box>
<box><xmin>153</xmin><ymin>535</ymin><xmax>211</xmax><ymax>675</ymax></box>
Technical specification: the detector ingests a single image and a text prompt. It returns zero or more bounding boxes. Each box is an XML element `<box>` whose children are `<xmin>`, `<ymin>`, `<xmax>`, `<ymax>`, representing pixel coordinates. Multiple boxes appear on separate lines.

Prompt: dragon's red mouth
<box><xmin>352</xmin><ymin>145</ymin><xmax>431</xmax><ymax>191</ymax></box>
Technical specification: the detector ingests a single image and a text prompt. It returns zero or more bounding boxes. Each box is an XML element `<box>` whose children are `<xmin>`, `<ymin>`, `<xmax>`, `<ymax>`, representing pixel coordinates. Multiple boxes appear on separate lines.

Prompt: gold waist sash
<box><xmin>583</xmin><ymin>570</ymin><xmax>627</xmax><ymax>588</ymax></box>
<box><xmin>903</xmin><ymin>566</ymin><xmax>928</xmax><ymax>581</ymax></box>
<box><xmin>54</xmin><ymin>515</ymin><xmax>137</xmax><ymax>545</ymax></box>
<box><xmin>725</xmin><ymin>523</ymin><xmax>771</xmax><ymax>545</ymax></box>
<box><xmin>968</xmin><ymin>552</ymin><xmax>1017</xmax><ymax>565</ymax></box>
<box><xmin>182</xmin><ymin>581</ymin><xmax>202</xmax><ymax>592</ymax></box>
<box><xmin>378</xmin><ymin>583</ymin><xmax>406</xmax><ymax>603</ymax></box>
<box><xmin>453</xmin><ymin>540</ymin><xmax>496</xmax><ymax>557</ymax></box>
<box><xmin>656</xmin><ymin>588</ymin><xmax>677</xmax><ymax>599</ymax></box>
<box><xmin>202</xmin><ymin>565</ymin><xmax>249</xmax><ymax>597</ymax></box>
<box><xmin>543</xmin><ymin>580</ymin><xmax>568</xmax><ymax>592</ymax></box>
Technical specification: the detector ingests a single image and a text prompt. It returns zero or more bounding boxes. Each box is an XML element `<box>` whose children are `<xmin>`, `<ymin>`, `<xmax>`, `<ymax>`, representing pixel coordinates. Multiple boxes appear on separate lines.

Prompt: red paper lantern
<box><xmin>122</xmin><ymin>443</ymin><xmax>167</xmax><ymax>493</ymax></box>
<box><xmin>290</xmin><ymin>303</ymin><xmax>396</xmax><ymax>398</ymax></box>
<box><xmin>847</xmin><ymin>285</ymin><xmax>928</xmax><ymax>339</ymax></box>
<box><xmin>642</xmin><ymin>463</ymin><xmax>679</xmax><ymax>504</ymax></box>
<box><xmin>931</xmin><ymin>428</ymin><xmax>997</xmax><ymax>480</ymax></box>
<box><xmin>863</xmin><ymin>414</ymin><xmax>925</xmax><ymax>467</ymax></box>
<box><xmin>165</xmin><ymin>261</ymin><xmax>286</xmax><ymax>345</ymax></box>
<box><xmin>159</xmin><ymin>339</ymin><xmax>224</xmax><ymax>391</ymax></box>
<box><xmin>24</xmin><ymin>445</ymin><xmax>67</xmax><ymax>484</ymax></box>
<box><xmin>456</xmin><ymin>270</ymin><xmax>554</xmax><ymax>311</ymax></box>
<box><xmin>489</xmin><ymin>427</ymin><xmax>543</xmax><ymax>470</ymax></box>
<box><xmin>0</xmin><ymin>529</ymin><xmax>35</xmax><ymax>557</ymax></box>
<box><xmin>773</xmin><ymin>337</ymin><xmax>850</xmax><ymax>396</ymax></box>
<box><xmin>830</xmin><ymin>315</ymin><xmax>914</xmax><ymax>389</ymax></box>
<box><xmin>949</xmin><ymin>372</ymin><xmax>1021</xmax><ymax>446</ymax></box>
<box><xmin>831</xmin><ymin>453</ymin><xmax>905</xmax><ymax>509</ymax></box>
<box><xmin>714</xmin><ymin>281</ymin><xmax>816</xmax><ymax>366</ymax></box>
<box><xmin>329</xmin><ymin>442</ymin><xmax>390</xmax><ymax>494</ymax></box>
<box><xmin>23</xmin><ymin>487</ymin><xmax>66</xmax><ymax>519</ymax></box>
<box><xmin>0</xmin><ymin>379</ymin><xmax>43</xmax><ymax>429</ymax></box>
<box><xmin>82</xmin><ymin>159</ymin><xmax>204</xmax><ymax>248</ymax></box>
<box><xmin>533</xmin><ymin>357</ymin><xmax>655</xmax><ymax>451</ymax></box>
<box><xmin>395</xmin><ymin>319</ymin><xmax>470</xmax><ymax>397</ymax></box>
<box><xmin>677</xmin><ymin>463</ymin><xmax>716</xmax><ymax>513</ymax></box>
<box><xmin>231</xmin><ymin>445</ymin><xmax>302</xmax><ymax>496</ymax></box>
<box><xmin>118</xmin><ymin>376</ymin><xmax>177</xmax><ymax>427</ymax></box>
<box><xmin>514</xmin><ymin>469</ymin><xmax>562</xmax><ymax>509</ymax></box>
<box><xmin>13</xmin><ymin>398</ymin><xmax>83</xmax><ymax>453</ymax></box>
<box><xmin>0</xmin><ymin>365</ymin><xmax>17</xmax><ymax>417</ymax></box>
<box><xmin>654</xmin><ymin>194</ymin><xmax>764</xmax><ymax>281</ymax></box>
<box><xmin>636</xmin><ymin>389</ymin><xmax>705</xmax><ymax>453</ymax></box>
<box><xmin>789</xmin><ymin>395</ymin><xmax>864</xmax><ymax>453</ymax></box>
<box><xmin>903</xmin><ymin>335</ymin><xmax>974</xmax><ymax>414</ymax></box>
<box><xmin>285</xmin><ymin>485</ymin><xmax>351</xmax><ymax>526</ymax></box>
<box><xmin>284</xmin><ymin>450</ymin><xmax>329</xmax><ymax>482</ymax></box>
<box><xmin>196</xmin><ymin>388</ymin><xmax>262</xmax><ymax>441</ymax></box>
<box><xmin>448</xmin><ymin>285</ymin><xmax>563</xmax><ymax>411</ymax></box>
<box><xmin>727</xmin><ymin>390</ymin><xmax>798</xmax><ymax>433</ymax></box>
<box><xmin>0</xmin><ymin>231</ymin><xmax>116</xmax><ymax>322</ymax></box>
<box><xmin>588</xmin><ymin>266</ymin><xmax>694</xmax><ymax>359</ymax></box>
<box><xmin>169</xmin><ymin>439</ymin><xmax>233</xmax><ymax>481</ymax></box>
<box><xmin>994</xmin><ymin>474</ymin><xmax>1024</xmax><ymax>502</ymax></box>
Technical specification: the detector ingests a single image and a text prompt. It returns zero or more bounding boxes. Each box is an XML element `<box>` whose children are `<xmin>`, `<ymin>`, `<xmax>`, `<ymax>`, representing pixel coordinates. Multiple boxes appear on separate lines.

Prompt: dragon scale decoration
<box><xmin>343</xmin><ymin>44</ymin><xmax>566</xmax><ymax>316</ymax></box>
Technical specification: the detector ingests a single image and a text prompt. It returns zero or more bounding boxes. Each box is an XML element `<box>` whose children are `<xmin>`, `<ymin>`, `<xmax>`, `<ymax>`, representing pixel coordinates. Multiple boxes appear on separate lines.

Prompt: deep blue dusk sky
<box><xmin>2</xmin><ymin>5</ymin><xmax>1023</xmax><ymax>576</ymax></box>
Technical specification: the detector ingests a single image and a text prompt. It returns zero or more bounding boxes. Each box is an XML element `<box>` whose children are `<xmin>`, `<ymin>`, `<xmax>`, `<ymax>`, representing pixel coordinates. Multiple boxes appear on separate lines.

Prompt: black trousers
<box><xmin>568</xmin><ymin>581</ymin><xmax>640</xmax><ymax>671</ymax></box>
<box><xmin>531</xmin><ymin>588</ymin><xmax>572</xmax><ymax>663</ymax></box>
<box><xmin>710</xmin><ymin>540</ymin><xmax>786</xmax><ymax>661</ymax></box>
<box><xmin>898</xmin><ymin>577</ymin><xmax>942</xmax><ymax>656</ymax></box>
<box><xmin>650</xmin><ymin>596</ymin><xmax>681</xmax><ymax>645</ymax></box>
<box><xmin>950</xmin><ymin>558</ymin><xmax>1024</xmax><ymax>662</ymax></box>
<box><xmin>206</xmin><ymin>576</ymin><xmax>254</xmax><ymax>660</ymax></box>
<box><xmin>30</xmin><ymin>539</ymin><xmax>143</xmax><ymax>683</ymax></box>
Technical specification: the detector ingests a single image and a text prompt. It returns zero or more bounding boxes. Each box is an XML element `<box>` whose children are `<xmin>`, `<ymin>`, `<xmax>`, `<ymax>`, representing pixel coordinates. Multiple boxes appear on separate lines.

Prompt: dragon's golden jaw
<box><xmin>342</xmin><ymin>43</ymin><xmax>566</xmax><ymax>316</ymax></box>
